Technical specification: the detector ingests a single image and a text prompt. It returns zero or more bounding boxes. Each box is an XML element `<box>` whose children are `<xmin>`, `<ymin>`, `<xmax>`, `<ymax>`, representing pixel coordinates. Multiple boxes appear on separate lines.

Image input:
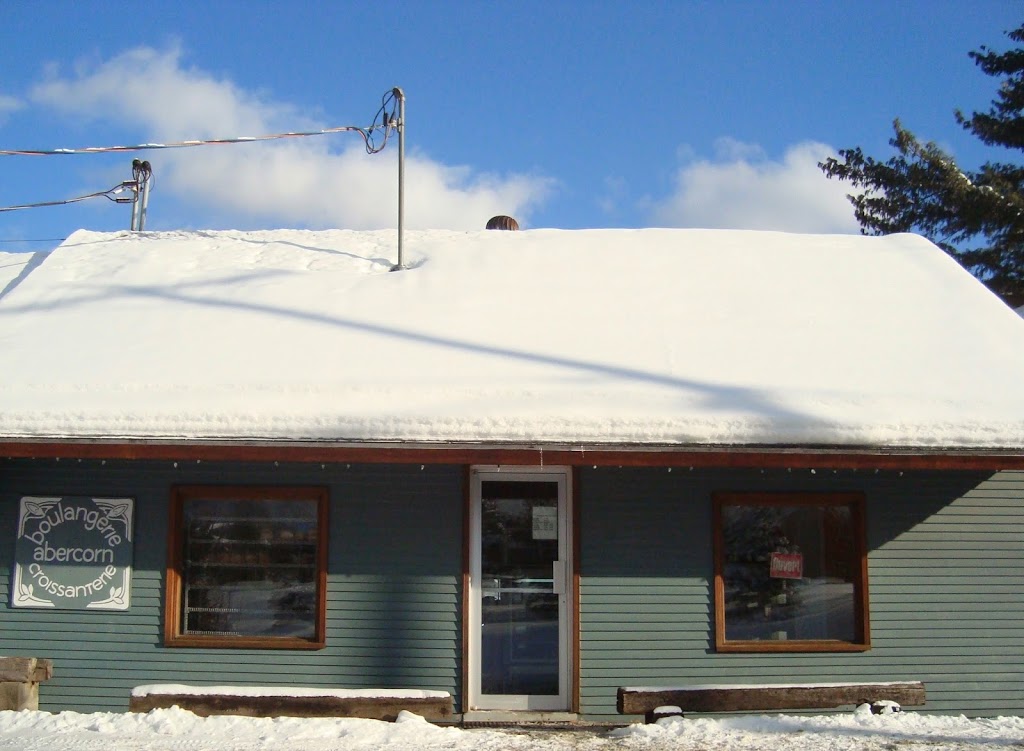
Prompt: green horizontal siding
<box><xmin>0</xmin><ymin>458</ymin><xmax>464</xmax><ymax>714</ymax></box>
<box><xmin>578</xmin><ymin>467</ymin><xmax>1024</xmax><ymax>721</ymax></box>
<box><xmin>4</xmin><ymin>458</ymin><xmax>1023</xmax><ymax>721</ymax></box>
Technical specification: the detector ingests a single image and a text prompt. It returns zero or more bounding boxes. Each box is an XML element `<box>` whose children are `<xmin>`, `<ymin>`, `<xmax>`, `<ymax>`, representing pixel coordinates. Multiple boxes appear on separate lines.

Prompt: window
<box><xmin>713</xmin><ymin>492</ymin><xmax>869</xmax><ymax>652</ymax></box>
<box><xmin>165</xmin><ymin>486</ymin><xmax>328</xmax><ymax>649</ymax></box>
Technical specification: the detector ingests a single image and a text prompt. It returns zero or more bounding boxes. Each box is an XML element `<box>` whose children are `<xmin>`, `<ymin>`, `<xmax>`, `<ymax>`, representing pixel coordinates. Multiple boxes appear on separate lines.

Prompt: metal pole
<box><xmin>129</xmin><ymin>182</ymin><xmax>140</xmax><ymax>231</ymax></box>
<box><xmin>392</xmin><ymin>87</ymin><xmax>406</xmax><ymax>271</ymax></box>
<box><xmin>138</xmin><ymin>170</ymin><xmax>152</xmax><ymax>231</ymax></box>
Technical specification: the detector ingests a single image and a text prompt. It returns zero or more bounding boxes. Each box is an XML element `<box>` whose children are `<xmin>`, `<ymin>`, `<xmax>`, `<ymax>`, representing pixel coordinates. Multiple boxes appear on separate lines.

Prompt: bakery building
<box><xmin>0</xmin><ymin>227</ymin><xmax>1022</xmax><ymax>721</ymax></box>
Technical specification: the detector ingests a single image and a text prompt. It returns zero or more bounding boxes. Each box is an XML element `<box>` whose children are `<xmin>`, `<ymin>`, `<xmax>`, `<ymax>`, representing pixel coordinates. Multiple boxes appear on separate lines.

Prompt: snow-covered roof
<box><xmin>2</xmin><ymin>228</ymin><xmax>1024</xmax><ymax>450</ymax></box>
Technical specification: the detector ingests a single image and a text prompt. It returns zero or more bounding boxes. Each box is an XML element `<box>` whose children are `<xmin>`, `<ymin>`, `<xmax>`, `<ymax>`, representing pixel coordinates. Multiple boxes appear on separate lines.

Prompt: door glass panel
<box><xmin>480</xmin><ymin>480</ymin><xmax>559</xmax><ymax>696</ymax></box>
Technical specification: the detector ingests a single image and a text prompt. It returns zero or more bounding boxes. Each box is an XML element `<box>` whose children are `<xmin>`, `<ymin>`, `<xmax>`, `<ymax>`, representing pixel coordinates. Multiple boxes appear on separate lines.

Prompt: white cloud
<box><xmin>0</xmin><ymin>94</ymin><xmax>24</xmax><ymax>125</ymax></box>
<box><xmin>29</xmin><ymin>46</ymin><xmax>553</xmax><ymax>230</ymax></box>
<box><xmin>650</xmin><ymin>138</ymin><xmax>859</xmax><ymax>234</ymax></box>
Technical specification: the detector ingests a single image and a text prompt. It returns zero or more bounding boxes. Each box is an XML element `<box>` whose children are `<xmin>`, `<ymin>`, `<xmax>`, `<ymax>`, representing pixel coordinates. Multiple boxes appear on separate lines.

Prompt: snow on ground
<box><xmin>0</xmin><ymin>706</ymin><xmax>1023</xmax><ymax>751</ymax></box>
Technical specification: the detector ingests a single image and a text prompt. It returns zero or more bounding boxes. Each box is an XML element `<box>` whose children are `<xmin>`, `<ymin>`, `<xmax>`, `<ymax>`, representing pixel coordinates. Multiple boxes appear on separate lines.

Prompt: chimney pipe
<box><xmin>486</xmin><ymin>215</ymin><xmax>519</xmax><ymax>231</ymax></box>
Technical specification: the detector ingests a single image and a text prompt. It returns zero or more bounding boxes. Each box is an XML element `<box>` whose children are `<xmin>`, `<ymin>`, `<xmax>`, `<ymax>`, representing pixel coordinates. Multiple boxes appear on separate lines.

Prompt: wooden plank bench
<box><xmin>130</xmin><ymin>684</ymin><xmax>453</xmax><ymax>722</ymax></box>
<box><xmin>617</xmin><ymin>681</ymin><xmax>926</xmax><ymax>723</ymax></box>
<box><xmin>0</xmin><ymin>657</ymin><xmax>54</xmax><ymax>711</ymax></box>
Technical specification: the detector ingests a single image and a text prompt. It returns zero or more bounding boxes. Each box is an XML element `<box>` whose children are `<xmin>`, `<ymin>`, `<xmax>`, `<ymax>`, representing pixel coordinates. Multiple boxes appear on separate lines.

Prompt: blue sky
<box><xmin>0</xmin><ymin>1</ymin><xmax>1020</xmax><ymax>251</ymax></box>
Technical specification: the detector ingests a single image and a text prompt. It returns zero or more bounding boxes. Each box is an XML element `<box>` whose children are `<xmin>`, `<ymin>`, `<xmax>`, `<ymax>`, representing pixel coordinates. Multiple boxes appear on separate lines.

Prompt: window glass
<box><xmin>167</xmin><ymin>487</ymin><xmax>327</xmax><ymax>649</ymax></box>
<box><xmin>715</xmin><ymin>493</ymin><xmax>868</xmax><ymax>651</ymax></box>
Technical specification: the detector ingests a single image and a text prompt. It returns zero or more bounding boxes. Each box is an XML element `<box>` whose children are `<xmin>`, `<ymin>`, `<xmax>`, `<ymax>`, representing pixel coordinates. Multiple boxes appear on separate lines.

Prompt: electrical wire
<box><xmin>0</xmin><ymin>126</ymin><xmax>365</xmax><ymax>156</ymax></box>
<box><xmin>0</xmin><ymin>88</ymin><xmax>401</xmax><ymax>157</ymax></box>
<box><xmin>0</xmin><ymin>89</ymin><xmax>400</xmax><ymax>225</ymax></box>
<box><xmin>0</xmin><ymin>181</ymin><xmax>138</xmax><ymax>213</ymax></box>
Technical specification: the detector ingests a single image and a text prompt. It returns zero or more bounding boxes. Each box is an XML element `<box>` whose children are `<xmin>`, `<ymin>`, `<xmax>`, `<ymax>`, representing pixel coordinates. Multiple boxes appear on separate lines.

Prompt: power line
<box><xmin>0</xmin><ymin>160</ymin><xmax>151</xmax><ymax>219</ymax></box>
<box><xmin>0</xmin><ymin>87</ymin><xmax>407</xmax><ymax>266</ymax></box>
<box><xmin>0</xmin><ymin>181</ymin><xmax>138</xmax><ymax>213</ymax></box>
<box><xmin>0</xmin><ymin>125</ymin><xmax>370</xmax><ymax>156</ymax></box>
<box><xmin>0</xmin><ymin>238</ymin><xmax>66</xmax><ymax>244</ymax></box>
<box><xmin>0</xmin><ymin>89</ymin><xmax>402</xmax><ymax>157</ymax></box>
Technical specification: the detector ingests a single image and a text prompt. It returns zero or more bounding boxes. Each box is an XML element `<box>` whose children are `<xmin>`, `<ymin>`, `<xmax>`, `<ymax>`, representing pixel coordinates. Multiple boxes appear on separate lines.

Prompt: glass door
<box><xmin>469</xmin><ymin>468</ymin><xmax>570</xmax><ymax>711</ymax></box>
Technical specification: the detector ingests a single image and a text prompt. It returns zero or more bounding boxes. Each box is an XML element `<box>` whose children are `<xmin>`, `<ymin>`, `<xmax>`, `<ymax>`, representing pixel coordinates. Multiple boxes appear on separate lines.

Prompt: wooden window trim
<box><xmin>164</xmin><ymin>485</ymin><xmax>328</xmax><ymax>650</ymax></box>
<box><xmin>713</xmin><ymin>491</ymin><xmax>870</xmax><ymax>653</ymax></box>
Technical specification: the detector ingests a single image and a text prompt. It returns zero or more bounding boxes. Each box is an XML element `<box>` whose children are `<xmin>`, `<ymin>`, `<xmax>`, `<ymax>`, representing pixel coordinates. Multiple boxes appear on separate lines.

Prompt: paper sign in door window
<box><xmin>532</xmin><ymin>506</ymin><xmax>558</xmax><ymax>540</ymax></box>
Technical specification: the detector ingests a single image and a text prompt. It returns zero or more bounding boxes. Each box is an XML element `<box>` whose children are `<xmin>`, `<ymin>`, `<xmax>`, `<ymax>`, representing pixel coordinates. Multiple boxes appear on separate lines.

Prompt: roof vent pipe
<box><xmin>486</xmin><ymin>215</ymin><xmax>519</xmax><ymax>230</ymax></box>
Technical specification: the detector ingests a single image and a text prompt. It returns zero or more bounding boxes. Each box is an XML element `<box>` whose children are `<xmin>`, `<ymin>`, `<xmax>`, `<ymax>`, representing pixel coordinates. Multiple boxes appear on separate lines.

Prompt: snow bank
<box><xmin>612</xmin><ymin>709</ymin><xmax>1024</xmax><ymax>750</ymax></box>
<box><xmin>0</xmin><ymin>707</ymin><xmax>1023</xmax><ymax>751</ymax></box>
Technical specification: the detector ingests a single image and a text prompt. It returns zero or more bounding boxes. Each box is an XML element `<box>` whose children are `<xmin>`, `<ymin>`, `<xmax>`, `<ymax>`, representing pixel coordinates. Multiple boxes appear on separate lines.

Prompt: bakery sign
<box><xmin>11</xmin><ymin>496</ymin><xmax>134</xmax><ymax>610</ymax></box>
<box><xmin>769</xmin><ymin>552</ymin><xmax>803</xmax><ymax>579</ymax></box>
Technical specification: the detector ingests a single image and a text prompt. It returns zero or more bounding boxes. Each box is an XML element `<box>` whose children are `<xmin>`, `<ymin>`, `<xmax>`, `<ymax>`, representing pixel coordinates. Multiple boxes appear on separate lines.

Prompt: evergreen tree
<box><xmin>820</xmin><ymin>24</ymin><xmax>1024</xmax><ymax>304</ymax></box>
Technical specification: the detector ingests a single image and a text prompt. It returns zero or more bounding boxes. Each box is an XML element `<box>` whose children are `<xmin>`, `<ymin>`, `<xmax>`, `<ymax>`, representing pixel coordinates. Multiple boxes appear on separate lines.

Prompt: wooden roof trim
<box><xmin>2</xmin><ymin>440</ymin><xmax>1024</xmax><ymax>470</ymax></box>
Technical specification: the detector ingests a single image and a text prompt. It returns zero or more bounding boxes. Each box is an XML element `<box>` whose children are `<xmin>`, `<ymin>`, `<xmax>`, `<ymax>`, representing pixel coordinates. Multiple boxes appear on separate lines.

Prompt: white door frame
<box><xmin>467</xmin><ymin>466</ymin><xmax>573</xmax><ymax>711</ymax></box>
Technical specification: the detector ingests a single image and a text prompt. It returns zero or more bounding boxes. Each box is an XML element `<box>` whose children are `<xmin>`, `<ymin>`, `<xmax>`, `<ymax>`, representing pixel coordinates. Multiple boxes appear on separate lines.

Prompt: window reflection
<box><xmin>169</xmin><ymin>488</ymin><xmax>326</xmax><ymax>646</ymax></box>
<box><xmin>716</xmin><ymin>494</ymin><xmax>866</xmax><ymax>648</ymax></box>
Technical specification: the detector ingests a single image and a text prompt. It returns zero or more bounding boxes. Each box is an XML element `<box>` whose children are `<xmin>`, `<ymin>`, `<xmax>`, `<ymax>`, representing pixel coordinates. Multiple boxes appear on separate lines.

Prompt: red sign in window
<box><xmin>769</xmin><ymin>552</ymin><xmax>803</xmax><ymax>579</ymax></box>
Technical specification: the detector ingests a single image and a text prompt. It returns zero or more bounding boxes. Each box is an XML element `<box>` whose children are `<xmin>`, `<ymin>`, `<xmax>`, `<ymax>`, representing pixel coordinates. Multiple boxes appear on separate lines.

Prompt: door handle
<box><xmin>552</xmin><ymin>560</ymin><xmax>566</xmax><ymax>595</ymax></box>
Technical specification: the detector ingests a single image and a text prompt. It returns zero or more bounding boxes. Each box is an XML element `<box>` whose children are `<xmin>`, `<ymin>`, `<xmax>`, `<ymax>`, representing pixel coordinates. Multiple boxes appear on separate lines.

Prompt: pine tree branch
<box><xmin>818</xmin><ymin>23</ymin><xmax>1024</xmax><ymax>301</ymax></box>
